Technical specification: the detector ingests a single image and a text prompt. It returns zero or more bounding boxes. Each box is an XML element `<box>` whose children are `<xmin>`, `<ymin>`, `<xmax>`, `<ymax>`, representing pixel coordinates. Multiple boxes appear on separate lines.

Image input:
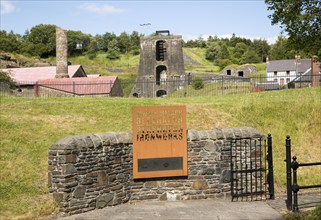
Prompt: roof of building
<box><xmin>37</xmin><ymin>76</ymin><xmax>118</xmax><ymax>95</ymax></box>
<box><xmin>266</xmin><ymin>59</ymin><xmax>311</xmax><ymax>73</ymax></box>
<box><xmin>87</xmin><ymin>74</ymin><xmax>101</xmax><ymax>78</ymax></box>
<box><xmin>1</xmin><ymin>65</ymin><xmax>86</xmax><ymax>85</ymax></box>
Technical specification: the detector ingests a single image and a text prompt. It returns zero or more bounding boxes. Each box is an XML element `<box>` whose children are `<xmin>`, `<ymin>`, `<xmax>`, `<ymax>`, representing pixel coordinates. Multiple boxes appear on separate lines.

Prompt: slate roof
<box><xmin>37</xmin><ymin>76</ymin><xmax>118</xmax><ymax>95</ymax></box>
<box><xmin>266</xmin><ymin>59</ymin><xmax>311</xmax><ymax>73</ymax></box>
<box><xmin>1</xmin><ymin>65</ymin><xmax>86</xmax><ymax>85</ymax></box>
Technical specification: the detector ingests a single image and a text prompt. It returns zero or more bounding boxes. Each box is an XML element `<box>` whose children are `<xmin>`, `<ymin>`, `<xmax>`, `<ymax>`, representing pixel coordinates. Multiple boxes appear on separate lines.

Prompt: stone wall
<box><xmin>48</xmin><ymin>127</ymin><xmax>264</xmax><ymax>216</ymax></box>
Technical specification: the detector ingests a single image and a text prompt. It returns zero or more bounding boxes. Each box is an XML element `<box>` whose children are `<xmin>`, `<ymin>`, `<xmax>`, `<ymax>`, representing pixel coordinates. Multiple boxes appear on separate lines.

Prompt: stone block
<box><xmin>115</xmin><ymin>132</ymin><xmax>131</xmax><ymax>144</ymax></box>
<box><xmin>219</xmin><ymin>170</ymin><xmax>231</xmax><ymax>183</ymax></box>
<box><xmin>73</xmin><ymin>185</ymin><xmax>86</xmax><ymax>198</ymax></box>
<box><xmin>97</xmin><ymin>171</ymin><xmax>107</xmax><ymax>186</ymax></box>
<box><xmin>198</xmin><ymin>131</ymin><xmax>208</xmax><ymax>140</ymax></box>
<box><xmin>204</xmin><ymin>141</ymin><xmax>217</xmax><ymax>152</ymax></box>
<box><xmin>207</xmin><ymin>130</ymin><xmax>217</xmax><ymax>140</ymax></box>
<box><xmin>58</xmin><ymin>154</ymin><xmax>77</xmax><ymax>164</ymax></box>
<box><xmin>215</xmin><ymin>128</ymin><xmax>224</xmax><ymax>139</ymax></box>
<box><xmin>223</xmin><ymin>128</ymin><xmax>234</xmax><ymax>140</ymax></box>
<box><xmin>192</xmin><ymin>179</ymin><xmax>208</xmax><ymax>190</ymax></box>
<box><xmin>62</xmin><ymin>164</ymin><xmax>76</xmax><ymax>175</ymax></box>
<box><xmin>96</xmin><ymin>193</ymin><xmax>114</xmax><ymax>208</ymax></box>
<box><xmin>90</xmin><ymin>134</ymin><xmax>103</xmax><ymax>148</ymax></box>
<box><xmin>187</xmin><ymin>130</ymin><xmax>200</xmax><ymax>141</ymax></box>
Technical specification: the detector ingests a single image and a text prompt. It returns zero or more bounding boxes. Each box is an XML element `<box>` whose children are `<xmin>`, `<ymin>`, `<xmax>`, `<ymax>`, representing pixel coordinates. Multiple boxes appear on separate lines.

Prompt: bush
<box><xmin>0</xmin><ymin>70</ymin><xmax>16</xmax><ymax>88</ymax></box>
<box><xmin>192</xmin><ymin>75</ymin><xmax>204</xmax><ymax>90</ymax></box>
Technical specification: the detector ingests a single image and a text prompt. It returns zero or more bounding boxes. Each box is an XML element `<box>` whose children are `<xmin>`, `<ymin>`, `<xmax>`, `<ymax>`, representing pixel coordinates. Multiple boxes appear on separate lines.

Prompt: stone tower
<box><xmin>55</xmin><ymin>27</ymin><xmax>69</xmax><ymax>78</ymax></box>
<box><xmin>131</xmin><ymin>31</ymin><xmax>185</xmax><ymax>97</ymax></box>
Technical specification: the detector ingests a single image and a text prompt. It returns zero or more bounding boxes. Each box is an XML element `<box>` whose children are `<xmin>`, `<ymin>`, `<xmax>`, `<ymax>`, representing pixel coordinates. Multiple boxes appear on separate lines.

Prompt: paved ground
<box><xmin>55</xmin><ymin>191</ymin><xmax>321</xmax><ymax>220</ymax></box>
<box><xmin>58</xmin><ymin>199</ymin><xmax>283</xmax><ymax>220</ymax></box>
<box><xmin>267</xmin><ymin>191</ymin><xmax>321</xmax><ymax>213</ymax></box>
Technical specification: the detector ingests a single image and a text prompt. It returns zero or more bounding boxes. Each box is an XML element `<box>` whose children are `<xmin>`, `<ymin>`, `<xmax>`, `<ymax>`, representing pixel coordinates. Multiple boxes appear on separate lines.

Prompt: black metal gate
<box><xmin>230</xmin><ymin>134</ymin><xmax>274</xmax><ymax>201</ymax></box>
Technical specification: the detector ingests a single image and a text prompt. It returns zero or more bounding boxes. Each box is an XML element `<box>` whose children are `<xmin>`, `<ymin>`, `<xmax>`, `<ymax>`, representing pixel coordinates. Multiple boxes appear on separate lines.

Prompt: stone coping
<box><xmin>51</xmin><ymin>127</ymin><xmax>264</xmax><ymax>150</ymax></box>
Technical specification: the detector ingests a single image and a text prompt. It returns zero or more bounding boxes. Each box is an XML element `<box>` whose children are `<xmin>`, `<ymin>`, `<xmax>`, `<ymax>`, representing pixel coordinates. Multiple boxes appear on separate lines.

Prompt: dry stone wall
<box><xmin>48</xmin><ymin>127</ymin><xmax>264</xmax><ymax>216</ymax></box>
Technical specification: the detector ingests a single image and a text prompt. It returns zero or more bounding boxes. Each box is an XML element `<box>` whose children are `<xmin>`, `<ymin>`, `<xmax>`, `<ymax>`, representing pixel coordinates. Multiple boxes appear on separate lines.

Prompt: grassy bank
<box><xmin>0</xmin><ymin>87</ymin><xmax>320</xmax><ymax>219</ymax></box>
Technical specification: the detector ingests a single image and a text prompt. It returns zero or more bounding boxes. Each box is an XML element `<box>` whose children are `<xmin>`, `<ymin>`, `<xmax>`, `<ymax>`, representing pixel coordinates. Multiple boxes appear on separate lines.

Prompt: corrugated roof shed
<box><xmin>37</xmin><ymin>76</ymin><xmax>117</xmax><ymax>95</ymax></box>
<box><xmin>1</xmin><ymin>65</ymin><xmax>86</xmax><ymax>85</ymax></box>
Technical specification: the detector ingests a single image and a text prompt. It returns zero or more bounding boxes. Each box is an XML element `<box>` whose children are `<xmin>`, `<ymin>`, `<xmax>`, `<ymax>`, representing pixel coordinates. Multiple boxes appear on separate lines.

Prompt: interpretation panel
<box><xmin>132</xmin><ymin>106</ymin><xmax>187</xmax><ymax>179</ymax></box>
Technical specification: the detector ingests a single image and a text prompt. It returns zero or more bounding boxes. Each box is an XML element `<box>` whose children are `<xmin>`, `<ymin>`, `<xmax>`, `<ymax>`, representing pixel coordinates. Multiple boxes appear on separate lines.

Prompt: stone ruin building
<box><xmin>131</xmin><ymin>31</ymin><xmax>185</xmax><ymax>98</ymax></box>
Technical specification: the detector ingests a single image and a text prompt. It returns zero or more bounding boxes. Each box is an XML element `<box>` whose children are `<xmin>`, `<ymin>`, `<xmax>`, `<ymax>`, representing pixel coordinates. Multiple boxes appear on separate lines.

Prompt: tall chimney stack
<box><xmin>311</xmin><ymin>56</ymin><xmax>320</xmax><ymax>87</ymax></box>
<box><xmin>56</xmin><ymin>27</ymin><xmax>69</xmax><ymax>78</ymax></box>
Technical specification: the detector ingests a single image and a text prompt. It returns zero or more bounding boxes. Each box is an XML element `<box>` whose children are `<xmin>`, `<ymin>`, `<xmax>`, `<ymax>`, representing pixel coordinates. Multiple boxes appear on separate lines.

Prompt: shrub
<box><xmin>192</xmin><ymin>75</ymin><xmax>204</xmax><ymax>90</ymax></box>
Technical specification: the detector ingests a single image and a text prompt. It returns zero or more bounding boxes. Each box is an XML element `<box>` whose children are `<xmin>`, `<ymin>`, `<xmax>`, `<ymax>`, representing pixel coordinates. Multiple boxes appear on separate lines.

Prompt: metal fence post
<box><xmin>285</xmin><ymin>135</ymin><xmax>292</xmax><ymax>210</ymax></box>
<box><xmin>267</xmin><ymin>134</ymin><xmax>275</xmax><ymax>199</ymax></box>
<box><xmin>291</xmin><ymin>156</ymin><xmax>299</xmax><ymax>212</ymax></box>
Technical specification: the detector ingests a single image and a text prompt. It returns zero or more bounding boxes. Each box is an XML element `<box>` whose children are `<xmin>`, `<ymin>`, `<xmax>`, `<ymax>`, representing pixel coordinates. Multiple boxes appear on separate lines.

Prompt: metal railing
<box><xmin>285</xmin><ymin>135</ymin><xmax>321</xmax><ymax>212</ymax></box>
<box><xmin>0</xmin><ymin>73</ymin><xmax>320</xmax><ymax>98</ymax></box>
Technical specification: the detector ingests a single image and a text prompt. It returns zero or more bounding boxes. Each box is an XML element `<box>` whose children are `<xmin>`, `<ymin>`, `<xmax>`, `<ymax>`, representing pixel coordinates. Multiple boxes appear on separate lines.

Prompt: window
<box><xmin>238</xmin><ymin>71</ymin><xmax>244</xmax><ymax>77</ymax></box>
<box><xmin>274</xmin><ymin>78</ymin><xmax>278</xmax><ymax>82</ymax></box>
<box><xmin>286</xmin><ymin>71</ymin><xmax>290</xmax><ymax>75</ymax></box>
<box><xmin>156</xmin><ymin>40</ymin><xmax>166</xmax><ymax>61</ymax></box>
<box><xmin>274</xmin><ymin>71</ymin><xmax>277</xmax><ymax>76</ymax></box>
<box><xmin>227</xmin><ymin>70</ymin><xmax>231</xmax><ymax>75</ymax></box>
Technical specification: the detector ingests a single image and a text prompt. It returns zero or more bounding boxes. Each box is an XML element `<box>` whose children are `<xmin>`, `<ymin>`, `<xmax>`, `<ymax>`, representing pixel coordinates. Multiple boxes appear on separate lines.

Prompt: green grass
<box><xmin>183</xmin><ymin>48</ymin><xmax>220</xmax><ymax>72</ymax></box>
<box><xmin>0</xmin><ymin>87</ymin><xmax>320</xmax><ymax>219</ymax></box>
<box><xmin>284</xmin><ymin>205</ymin><xmax>321</xmax><ymax>220</ymax></box>
<box><xmin>169</xmin><ymin>82</ymin><xmax>253</xmax><ymax>97</ymax></box>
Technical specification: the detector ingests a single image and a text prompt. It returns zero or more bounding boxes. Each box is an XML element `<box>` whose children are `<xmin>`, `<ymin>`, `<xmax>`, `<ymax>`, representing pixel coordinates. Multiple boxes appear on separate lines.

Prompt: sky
<box><xmin>0</xmin><ymin>0</ymin><xmax>283</xmax><ymax>44</ymax></box>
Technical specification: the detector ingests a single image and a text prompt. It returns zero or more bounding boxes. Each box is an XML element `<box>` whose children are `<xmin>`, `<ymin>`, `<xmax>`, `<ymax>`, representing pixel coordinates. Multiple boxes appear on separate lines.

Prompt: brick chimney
<box><xmin>311</xmin><ymin>56</ymin><xmax>320</xmax><ymax>87</ymax></box>
<box><xmin>56</xmin><ymin>27</ymin><xmax>69</xmax><ymax>78</ymax></box>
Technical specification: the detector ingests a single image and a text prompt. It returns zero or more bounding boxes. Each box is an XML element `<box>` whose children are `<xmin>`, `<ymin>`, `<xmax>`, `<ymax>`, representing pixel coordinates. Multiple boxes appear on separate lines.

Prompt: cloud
<box><xmin>0</xmin><ymin>0</ymin><xmax>15</xmax><ymax>14</ymax></box>
<box><xmin>78</xmin><ymin>2</ymin><xmax>125</xmax><ymax>14</ymax></box>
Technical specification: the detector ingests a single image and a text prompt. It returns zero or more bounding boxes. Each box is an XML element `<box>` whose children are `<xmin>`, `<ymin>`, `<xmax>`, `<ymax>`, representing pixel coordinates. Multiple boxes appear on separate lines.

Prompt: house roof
<box><xmin>266</xmin><ymin>59</ymin><xmax>311</xmax><ymax>73</ymax></box>
<box><xmin>37</xmin><ymin>76</ymin><xmax>118</xmax><ymax>95</ymax></box>
<box><xmin>1</xmin><ymin>65</ymin><xmax>86</xmax><ymax>85</ymax></box>
<box><xmin>87</xmin><ymin>74</ymin><xmax>101</xmax><ymax>78</ymax></box>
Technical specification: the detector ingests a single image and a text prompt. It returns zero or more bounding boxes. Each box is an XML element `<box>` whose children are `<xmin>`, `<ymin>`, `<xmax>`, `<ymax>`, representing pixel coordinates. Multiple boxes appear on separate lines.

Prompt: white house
<box><xmin>266</xmin><ymin>58</ymin><xmax>312</xmax><ymax>86</ymax></box>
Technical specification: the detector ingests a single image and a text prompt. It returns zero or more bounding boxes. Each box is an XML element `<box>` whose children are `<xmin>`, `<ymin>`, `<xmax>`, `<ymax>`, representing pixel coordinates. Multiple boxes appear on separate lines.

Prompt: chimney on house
<box><xmin>311</xmin><ymin>56</ymin><xmax>320</xmax><ymax>87</ymax></box>
<box><xmin>55</xmin><ymin>27</ymin><xmax>69</xmax><ymax>78</ymax></box>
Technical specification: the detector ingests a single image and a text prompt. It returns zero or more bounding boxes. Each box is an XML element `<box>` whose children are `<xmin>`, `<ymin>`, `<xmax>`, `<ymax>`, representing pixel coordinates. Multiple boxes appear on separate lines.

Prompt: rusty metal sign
<box><xmin>132</xmin><ymin>106</ymin><xmax>187</xmax><ymax>179</ymax></box>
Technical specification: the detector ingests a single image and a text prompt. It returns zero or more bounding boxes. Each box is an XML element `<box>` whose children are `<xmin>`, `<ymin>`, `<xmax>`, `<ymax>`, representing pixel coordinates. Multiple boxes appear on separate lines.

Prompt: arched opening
<box><xmin>156</xmin><ymin>65</ymin><xmax>167</xmax><ymax>85</ymax></box>
<box><xmin>156</xmin><ymin>89</ymin><xmax>167</xmax><ymax>97</ymax></box>
<box><xmin>133</xmin><ymin>92</ymin><xmax>139</xmax><ymax>98</ymax></box>
<box><xmin>156</xmin><ymin>40</ymin><xmax>166</xmax><ymax>61</ymax></box>
<box><xmin>238</xmin><ymin>71</ymin><xmax>244</xmax><ymax>77</ymax></box>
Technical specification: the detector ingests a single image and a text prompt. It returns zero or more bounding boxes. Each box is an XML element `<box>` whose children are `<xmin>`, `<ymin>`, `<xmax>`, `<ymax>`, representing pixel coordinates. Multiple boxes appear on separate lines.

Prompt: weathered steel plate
<box><xmin>132</xmin><ymin>106</ymin><xmax>187</xmax><ymax>179</ymax></box>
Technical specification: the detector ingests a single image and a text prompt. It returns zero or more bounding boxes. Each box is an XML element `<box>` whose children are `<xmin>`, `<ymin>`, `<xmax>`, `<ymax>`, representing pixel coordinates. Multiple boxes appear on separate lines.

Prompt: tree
<box><xmin>269</xmin><ymin>36</ymin><xmax>296</xmax><ymax>60</ymax></box>
<box><xmin>87</xmin><ymin>39</ymin><xmax>97</xmax><ymax>60</ymax></box>
<box><xmin>205</xmin><ymin>42</ymin><xmax>220</xmax><ymax>62</ymax></box>
<box><xmin>240</xmin><ymin>50</ymin><xmax>260</xmax><ymax>64</ymax></box>
<box><xmin>129</xmin><ymin>31</ymin><xmax>141</xmax><ymax>55</ymax></box>
<box><xmin>0</xmin><ymin>31</ymin><xmax>21</xmax><ymax>52</ymax></box>
<box><xmin>67</xmin><ymin>30</ymin><xmax>91</xmax><ymax>56</ymax></box>
<box><xmin>26</xmin><ymin>24</ymin><xmax>56</xmax><ymax>57</ymax></box>
<box><xmin>265</xmin><ymin>0</ymin><xmax>321</xmax><ymax>57</ymax></box>
<box><xmin>117</xmin><ymin>32</ymin><xmax>130</xmax><ymax>53</ymax></box>
<box><xmin>252</xmin><ymin>39</ymin><xmax>270</xmax><ymax>62</ymax></box>
<box><xmin>99</xmin><ymin>32</ymin><xmax>117</xmax><ymax>52</ymax></box>
<box><xmin>106</xmin><ymin>39</ymin><xmax>121</xmax><ymax>59</ymax></box>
